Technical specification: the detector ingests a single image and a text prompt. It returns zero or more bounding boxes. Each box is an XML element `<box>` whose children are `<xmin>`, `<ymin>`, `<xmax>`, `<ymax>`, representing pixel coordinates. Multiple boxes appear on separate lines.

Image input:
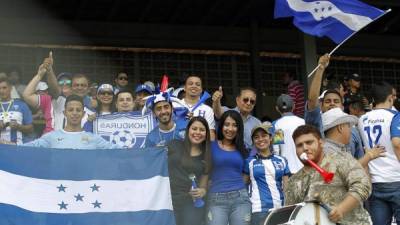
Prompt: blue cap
<box><xmin>135</xmin><ymin>84</ymin><xmax>153</xmax><ymax>94</ymax></box>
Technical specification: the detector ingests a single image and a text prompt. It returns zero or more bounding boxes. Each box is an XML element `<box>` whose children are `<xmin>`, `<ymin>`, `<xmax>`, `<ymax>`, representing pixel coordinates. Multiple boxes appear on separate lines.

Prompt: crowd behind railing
<box><xmin>0</xmin><ymin>52</ymin><xmax>399</xmax><ymax>225</ymax></box>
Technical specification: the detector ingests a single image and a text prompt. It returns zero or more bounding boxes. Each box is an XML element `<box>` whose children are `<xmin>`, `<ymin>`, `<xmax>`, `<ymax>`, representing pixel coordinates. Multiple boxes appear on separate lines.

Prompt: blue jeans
<box><xmin>206</xmin><ymin>189</ymin><xmax>251</xmax><ymax>225</ymax></box>
<box><xmin>251</xmin><ymin>212</ymin><xmax>270</xmax><ymax>225</ymax></box>
<box><xmin>173</xmin><ymin>199</ymin><xmax>205</xmax><ymax>225</ymax></box>
<box><xmin>369</xmin><ymin>182</ymin><xmax>400</xmax><ymax>225</ymax></box>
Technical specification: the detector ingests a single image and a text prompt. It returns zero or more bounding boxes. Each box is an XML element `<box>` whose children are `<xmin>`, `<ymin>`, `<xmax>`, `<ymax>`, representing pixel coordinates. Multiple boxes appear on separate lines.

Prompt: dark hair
<box><xmin>251</xmin><ymin>127</ymin><xmax>273</xmax><ymax>153</ymax></box>
<box><xmin>371</xmin><ymin>82</ymin><xmax>393</xmax><ymax>105</ymax></box>
<box><xmin>217</xmin><ymin>110</ymin><xmax>247</xmax><ymax>158</ymax></box>
<box><xmin>184</xmin><ymin>74</ymin><xmax>202</xmax><ymax>85</ymax></box>
<box><xmin>152</xmin><ymin>100</ymin><xmax>172</xmax><ymax>112</ymax></box>
<box><xmin>115</xmin><ymin>90</ymin><xmax>134</xmax><ymax>100</ymax></box>
<box><xmin>348</xmin><ymin>97</ymin><xmax>365</xmax><ymax>112</ymax></box>
<box><xmin>182</xmin><ymin>117</ymin><xmax>212</xmax><ymax>174</ymax></box>
<box><xmin>72</xmin><ymin>73</ymin><xmax>89</xmax><ymax>83</ymax></box>
<box><xmin>292</xmin><ymin>125</ymin><xmax>322</xmax><ymax>142</ymax></box>
<box><xmin>237</xmin><ymin>87</ymin><xmax>257</xmax><ymax>98</ymax></box>
<box><xmin>64</xmin><ymin>94</ymin><xmax>84</xmax><ymax>108</ymax></box>
<box><xmin>322</xmin><ymin>89</ymin><xmax>343</xmax><ymax>103</ymax></box>
<box><xmin>114</xmin><ymin>71</ymin><xmax>128</xmax><ymax>80</ymax></box>
<box><xmin>326</xmin><ymin>80</ymin><xmax>342</xmax><ymax>91</ymax></box>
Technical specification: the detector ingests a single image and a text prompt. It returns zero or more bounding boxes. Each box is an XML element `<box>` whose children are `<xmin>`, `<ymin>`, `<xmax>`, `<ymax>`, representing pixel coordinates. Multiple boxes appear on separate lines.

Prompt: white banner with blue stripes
<box><xmin>0</xmin><ymin>144</ymin><xmax>175</xmax><ymax>225</ymax></box>
<box><xmin>93</xmin><ymin>112</ymin><xmax>156</xmax><ymax>148</ymax></box>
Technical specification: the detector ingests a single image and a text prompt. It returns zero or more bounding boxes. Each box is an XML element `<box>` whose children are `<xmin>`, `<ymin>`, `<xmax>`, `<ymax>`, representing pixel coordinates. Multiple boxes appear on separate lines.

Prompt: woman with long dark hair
<box><xmin>167</xmin><ymin>116</ymin><xmax>211</xmax><ymax>225</ymax></box>
<box><xmin>206</xmin><ymin>110</ymin><xmax>251</xmax><ymax>225</ymax></box>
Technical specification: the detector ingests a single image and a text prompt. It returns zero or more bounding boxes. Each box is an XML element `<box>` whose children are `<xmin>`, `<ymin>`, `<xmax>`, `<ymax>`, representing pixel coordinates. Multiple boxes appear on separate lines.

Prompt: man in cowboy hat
<box><xmin>322</xmin><ymin>108</ymin><xmax>385</xmax><ymax>168</ymax></box>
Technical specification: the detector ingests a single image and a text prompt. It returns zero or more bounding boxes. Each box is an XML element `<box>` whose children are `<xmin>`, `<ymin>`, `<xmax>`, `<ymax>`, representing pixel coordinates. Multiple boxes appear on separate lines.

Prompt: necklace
<box><xmin>1</xmin><ymin>100</ymin><xmax>14</xmax><ymax>122</ymax></box>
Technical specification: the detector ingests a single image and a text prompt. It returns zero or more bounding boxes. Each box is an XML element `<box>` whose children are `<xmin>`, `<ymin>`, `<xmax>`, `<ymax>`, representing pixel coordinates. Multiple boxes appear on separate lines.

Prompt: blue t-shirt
<box><xmin>0</xmin><ymin>99</ymin><xmax>32</xmax><ymax>144</ymax></box>
<box><xmin>144</xmin><ymin>123</ymin><xmax>185</xmax><ymax>148</ymax></box>
<box><xmin>209</xmin><ymin>141</ymin><xmax>246</xmax><ymax>193</ymax></box>
<box><xmin>23</xmin><ymin>129</ymin><xmax>120</xmax><ymax>149</ymax></box>
<box><xmin>244</xmin><ymin>154</ymin><xmax>291</xmax><ymax>213</ymax></box>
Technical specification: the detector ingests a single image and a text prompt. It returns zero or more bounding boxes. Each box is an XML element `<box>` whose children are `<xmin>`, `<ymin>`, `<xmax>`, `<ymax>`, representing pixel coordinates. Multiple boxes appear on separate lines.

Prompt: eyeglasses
<box><xmin>58</xmin><ymin>80</ymin><xmax>72</xmax><ymax>86</ymax></box>
<box><xmin>242</xmin><ymin>98</ymin><xmax>256</xmax><ymax>105</ymax></box>
<box><xmin>118</xmin><ymin>77</ymin><xmax>128</xmax><ymax>81</ymax></box>
<box><xmin>98</xmin><ymin>91</ymin><xmax>113</xmax><ymax>96</ymax></box>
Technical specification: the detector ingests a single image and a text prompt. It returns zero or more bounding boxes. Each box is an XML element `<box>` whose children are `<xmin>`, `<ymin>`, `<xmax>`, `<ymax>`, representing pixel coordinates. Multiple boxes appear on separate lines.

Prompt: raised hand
<box><xmin>318</xmin><ymin>53</ymin><xmax>330</xmax><ymax>70</ymax></box>
<box><xmin>212</xmin><ymin>86</ymin><xmax>223</xmax><ymax>102</ymax></box>
<box><xmin>43</xmin><ymin>51</ymin><xmax>54</xmax><ymax>72</ymax></box>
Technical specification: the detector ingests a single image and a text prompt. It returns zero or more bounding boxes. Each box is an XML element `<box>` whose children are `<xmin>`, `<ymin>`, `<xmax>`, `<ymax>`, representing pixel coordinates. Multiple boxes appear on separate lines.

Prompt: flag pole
<box><xmin>307</xmin><ymin>8</ymin><xmax>392</xmax><ymax>78</ymax></box>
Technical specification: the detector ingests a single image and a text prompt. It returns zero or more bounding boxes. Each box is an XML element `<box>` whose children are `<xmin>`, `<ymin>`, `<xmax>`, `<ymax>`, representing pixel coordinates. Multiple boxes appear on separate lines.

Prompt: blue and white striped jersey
<box><xmin>244</xmin><ymin>154</ymin><xmax>291</xmax><ymax>213</ymax></box>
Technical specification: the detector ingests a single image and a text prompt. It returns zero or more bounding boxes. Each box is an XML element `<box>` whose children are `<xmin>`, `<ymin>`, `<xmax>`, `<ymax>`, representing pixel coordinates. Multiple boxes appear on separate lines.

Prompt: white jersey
<box><xmin>358</xmin><ymin>108</ymin><xmax>400</xmax><ymax>183</ymax></box>
<box><xmin>272</xmin><ymin>114</ymin><xmax>305</xmax><ymax>173</ymax></box>
<box><xmin>172</xmin><ymin>99</ymin><xmax>215</xmax><ymax>130</ymax></box>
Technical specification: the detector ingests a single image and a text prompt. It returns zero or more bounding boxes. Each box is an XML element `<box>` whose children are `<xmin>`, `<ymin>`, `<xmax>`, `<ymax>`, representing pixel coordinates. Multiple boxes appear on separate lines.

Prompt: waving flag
<box><xmin>274</xmin><ymin>0</ymin><xmax>385</xmax><ymax>43</ymax></box>
<box><xmin>0</xmin><ymin>145</ymin><xmax>175</xmax><ymax>225</ymax></box>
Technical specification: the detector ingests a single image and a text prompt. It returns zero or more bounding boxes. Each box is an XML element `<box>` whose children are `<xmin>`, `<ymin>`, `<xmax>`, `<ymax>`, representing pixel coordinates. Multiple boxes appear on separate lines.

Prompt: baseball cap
<box><xmin>57</xmin><ymin>72</ymin><xmax>72</xmax><ymax>81</ymax></box>
<box><xmin>251</xmin><ymin>123</ymin><xmax>273</xmax><ymax>138</ymax></box>
<box><xmin>97</xmin><ymin>84</ymin><xmax>114</xmax><ymax>94</ymax></box>
<box><xmin>276</xmin><ymin>94</ymin><xmax>294</xmax><ymax>111</ymax></box>
<box><xmin>36</xmin><ymin>81</ymin><xmax>48</xmax><ymax>91</ymax></box>
<box><xmin>322</xmin><ymin>108</ymin><xmax>358</xmax><ymax>132</ymax></box>
<box><xmin>143</xmin><ymin>81</ymin><xmax>156</xmax><ymax>92</ymax></box>
<box><xmin>135</xmin><ymin>84</ymin><xmax>153</xmax><ymax>94</ymax></box>
<box><xmin>349</xmin><ymin>73</ymin><xmax>361</xmax><ymax>81</ymax></box>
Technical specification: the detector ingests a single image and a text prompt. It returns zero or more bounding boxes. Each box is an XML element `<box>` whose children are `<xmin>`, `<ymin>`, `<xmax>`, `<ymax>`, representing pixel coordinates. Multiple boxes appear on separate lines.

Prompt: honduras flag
<box><xmin>0</xmin><ymin>145</ymin><xmax>175</xmax><ymax>225</ymax></box>
<box><xmin>274</xmin><ymin>0</ymin><xmax>385</xmax><ymax>43</ymax></box>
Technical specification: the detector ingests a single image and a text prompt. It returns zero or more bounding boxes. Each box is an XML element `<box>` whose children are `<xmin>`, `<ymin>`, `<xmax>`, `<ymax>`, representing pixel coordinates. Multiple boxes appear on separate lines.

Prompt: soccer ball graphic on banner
<box><xmin>111</xmin><ymin>130</ymin><xmax>136</xmax><ymax>148</ymax></box>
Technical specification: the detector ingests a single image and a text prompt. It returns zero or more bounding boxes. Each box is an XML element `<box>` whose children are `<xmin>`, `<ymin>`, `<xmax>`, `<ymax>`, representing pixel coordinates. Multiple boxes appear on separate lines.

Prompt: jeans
<box><xmin>206</xmin><ymin>189</ymin><xmax>251</xmax><ymax>225</ymax></box>
<box><xmin>368</xmin><ymin>182</ymin><xmax>400</xmax><ymax>225</ymax></box>
<box><xmin>251</xmin><ymin>212</ymin><xmax>270</xmax><ymax>225</ymax></box>
<box><xmin>173</xmin><ymin>199</ymin><xmax>205</xmax><ymax>225</ymax></box>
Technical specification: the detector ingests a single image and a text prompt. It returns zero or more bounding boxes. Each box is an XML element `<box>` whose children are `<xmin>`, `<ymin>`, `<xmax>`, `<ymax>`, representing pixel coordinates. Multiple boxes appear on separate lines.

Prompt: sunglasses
<box><xmin>58</xmin><ymin>80</ymin><xmax>72</xmax><ymax>86</ymax></box>
<box><xmin>98</xmin><ymin>91</ymin><xmax>113</xmax><ymax>96</ymax></box>
<box><xmin>242</xmin><ymin>98</ymin><xmax>256</xmax><ymax>105</ymax></box>
<box><xmin>118</xmin><ymin>77</ymin><xmax>128</xmax><ymax>81</ymax></box>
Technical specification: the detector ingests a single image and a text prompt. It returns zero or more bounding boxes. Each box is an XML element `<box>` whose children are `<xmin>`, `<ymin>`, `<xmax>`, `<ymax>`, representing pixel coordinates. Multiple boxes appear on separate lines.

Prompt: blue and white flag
<box><xmin>274</xmin><ymin>0</ymin><xmax>385</xmax><ymax>43</ymax></box>
<box><xmin>92</xmin><ymin>112</ymin><xmax>156</xmax><ymax>148</ymax></box>
<box><xmin>0</xmin><ymin>144</ymin><xmax>175</xmax><ymax>225</ymax></box>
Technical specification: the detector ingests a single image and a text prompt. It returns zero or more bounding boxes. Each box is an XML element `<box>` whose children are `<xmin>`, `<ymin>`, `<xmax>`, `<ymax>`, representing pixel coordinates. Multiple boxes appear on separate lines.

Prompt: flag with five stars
<box><xmin>274</xmin><ymin>0</ymin><xmax>385</xmax><ymax>43</ymax></box>
<box><xmin>0</xmin><ymin>144</ymin><xmax>175</xmax><ymax>225</ymax></box>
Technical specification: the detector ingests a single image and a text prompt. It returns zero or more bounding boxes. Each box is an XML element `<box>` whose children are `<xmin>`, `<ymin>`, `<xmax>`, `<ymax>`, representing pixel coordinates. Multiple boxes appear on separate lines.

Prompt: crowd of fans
<box><xmin>0</xmin><ymin>51</ymin><xmax>399</xmax><ymax>225</ymax></box>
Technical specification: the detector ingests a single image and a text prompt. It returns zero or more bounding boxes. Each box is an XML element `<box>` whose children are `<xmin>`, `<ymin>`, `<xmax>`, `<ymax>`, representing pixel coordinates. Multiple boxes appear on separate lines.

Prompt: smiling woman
<box><xmin>243</xmin><ymin>123</ymin><xmax>291</xmax><ymax>225</ymax></box>
<box><xmin>167</xmin><ymin>116</ymin><xmax>211</xmax><ymax>225</ymax></box>
<box><xmin>206</xmin><ymin>110</ymin><xmax>251</xmax><ymax>225</ymax></box>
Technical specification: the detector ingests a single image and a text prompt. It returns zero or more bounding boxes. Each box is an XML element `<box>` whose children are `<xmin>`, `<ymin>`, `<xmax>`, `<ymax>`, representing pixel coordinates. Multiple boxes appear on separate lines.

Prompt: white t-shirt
<box><xmin>173</xmin><ymin>99</ymin><xmax>215</xmax><ymax>130</ymax></box>
<box><xmin>272</xmin><ymin>113</ymin><xmax>305</xmax><ymax>173</ymax></box>
<box><xmin>358</xmin><ymin>108</ymin><xmax>400</xmax><ymax>183</ymax></box>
